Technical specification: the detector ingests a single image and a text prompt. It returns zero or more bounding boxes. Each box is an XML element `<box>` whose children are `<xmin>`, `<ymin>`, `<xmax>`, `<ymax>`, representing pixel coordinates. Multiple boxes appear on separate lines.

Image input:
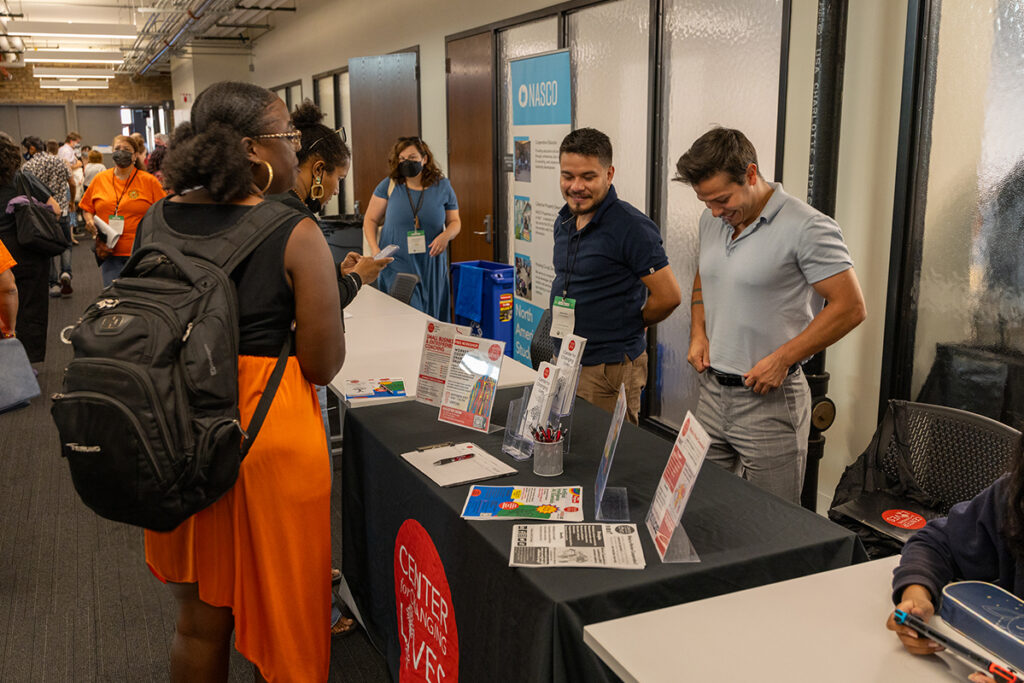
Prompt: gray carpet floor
<box><xmin>0</xmin><ymin>238</ymin><xmax>390</xmax><ymax>682</ymax></box>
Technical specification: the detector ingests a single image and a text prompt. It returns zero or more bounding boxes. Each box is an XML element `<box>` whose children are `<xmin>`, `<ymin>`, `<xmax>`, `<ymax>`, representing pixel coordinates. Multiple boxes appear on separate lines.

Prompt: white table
<box><xmin>328</xmin><ymin>286</ymin><xmax>536</xmax><ymax>407</ymax></box>
<box><xmin>584</xmin><ymin>556</ymin><xmax>992</xmax><ymax>682</ymax></box>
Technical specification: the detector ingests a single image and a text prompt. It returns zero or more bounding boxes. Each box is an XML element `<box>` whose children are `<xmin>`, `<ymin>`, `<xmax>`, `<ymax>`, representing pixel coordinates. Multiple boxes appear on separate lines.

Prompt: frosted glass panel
<box><xmin>340</xmin><ymin>71</ymin><xmax>354</xmax><ymax>214</ymax></box>
<box><xmin>653</xmin><ymin>0</ymin><xmax>785</xmax><ymax>427</ymax></box>
<box><xmin>498</xmin><ymin>18</ymin><xmax>559</xmax><ymax>264</ymax></box>
<box><xmin>567</xmin><ymin>0</ymin><xmax>650</xmax><ymax>208</ymax></box>
<box><xmin>909</xmin><ymin>0</ymin><xmax>1024</xmax><ymax>403</ymax></box>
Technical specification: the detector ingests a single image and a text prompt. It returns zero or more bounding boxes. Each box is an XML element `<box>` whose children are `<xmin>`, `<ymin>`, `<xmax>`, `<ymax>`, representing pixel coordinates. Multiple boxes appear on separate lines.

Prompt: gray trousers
<box><xmin>695</xmin><ymin>367</ymin><xmax>811</xmax><ymax>504</ymax></box>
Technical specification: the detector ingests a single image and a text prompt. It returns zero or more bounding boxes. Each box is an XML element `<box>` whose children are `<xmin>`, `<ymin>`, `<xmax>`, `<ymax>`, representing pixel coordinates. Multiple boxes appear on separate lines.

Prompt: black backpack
<box><xmin>51</xmin><ymin>198</ymin><xmax>302</xmax><ymax>531</ymax></box>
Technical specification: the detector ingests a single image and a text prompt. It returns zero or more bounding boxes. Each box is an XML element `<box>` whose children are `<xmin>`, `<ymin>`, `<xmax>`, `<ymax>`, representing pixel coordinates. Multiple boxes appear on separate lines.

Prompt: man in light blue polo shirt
<box><xmin>675</xmin><ymin>127</ymin><xmax>866</xmax><ymax>503</ymax></box>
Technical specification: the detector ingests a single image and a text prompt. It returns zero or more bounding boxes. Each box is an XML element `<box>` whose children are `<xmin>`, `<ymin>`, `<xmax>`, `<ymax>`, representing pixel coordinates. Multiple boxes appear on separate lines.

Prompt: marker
<box><xmin>434</xmin><ymin>453</ymin><xmax>475</xmax><ymax>467</ymax></box>
<box><xmin>893</xmin><ymin>610</ymin><xmax>1019</xmax><ymax>682</ymax></box>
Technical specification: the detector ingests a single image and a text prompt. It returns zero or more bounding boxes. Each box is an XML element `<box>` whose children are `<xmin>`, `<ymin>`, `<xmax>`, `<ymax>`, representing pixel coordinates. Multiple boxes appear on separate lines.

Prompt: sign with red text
<box><xmin>395</xmin><ymin>519</ymin><xmax>458</xmax><ymax>682</ymax></box>
<box><xmin>438</xmin><ymin>335</ymin><xmax>504</xmax><ymax>432</ymax></box>
<box><xmin>416</xmin><ymin>321</ymin><xmax>470</xmax><ymax>407</ymax></box>
<box><xmin>645</xmin><ymin>411</ymin><xmax>709</xmax><ymax>560</ymax></box>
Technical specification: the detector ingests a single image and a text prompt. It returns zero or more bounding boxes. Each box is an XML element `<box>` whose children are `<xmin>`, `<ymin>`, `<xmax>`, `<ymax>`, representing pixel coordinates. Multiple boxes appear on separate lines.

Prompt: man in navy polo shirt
<box><xmin>551</xmin><ymin>128</ymin><xmax>681</xmax><ymax>425</ymax></box>
<box><xmin>676</xmin><ymin>127</ymin><xmax>866</xmax><ymax>503</ymax></box>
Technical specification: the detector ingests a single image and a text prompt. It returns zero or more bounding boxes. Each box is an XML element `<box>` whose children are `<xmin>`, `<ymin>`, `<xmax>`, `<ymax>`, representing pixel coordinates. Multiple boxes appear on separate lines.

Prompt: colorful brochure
<box><xmin>438</xmin><ymin>334</ymin><xmax>504</xmax><ymax>432</ymax></box>
<box><xmin>343</xmin><ymin>377</ymin><xmax>407</xmax><ymax>399</ymax></box>
<box><xmin>416</xmin><ymin>321</ymin><xmax>471</xmax><ymax>406</ymax></box>
<box><xmin>461</xmin><ymin>485</ymin><xmax>583</xmax><ymax>521</ymax></box>
<box><xmin>521</xmin><ymin>362</ymin><xmax>560</xmax><ymax>435</ymax></box>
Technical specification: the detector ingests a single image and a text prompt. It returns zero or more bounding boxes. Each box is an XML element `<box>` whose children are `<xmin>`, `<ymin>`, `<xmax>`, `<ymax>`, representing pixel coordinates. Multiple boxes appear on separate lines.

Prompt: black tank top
<box><xmin>161</xmin><ymin>202</ymin><xmax>304</xmax><ymax>356</ymax></box>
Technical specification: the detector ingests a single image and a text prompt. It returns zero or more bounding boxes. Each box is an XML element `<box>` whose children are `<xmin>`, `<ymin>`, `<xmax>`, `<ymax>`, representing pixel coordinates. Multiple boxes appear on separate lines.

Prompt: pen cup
<box><xmin>532</xmin><ymin>438</ymin><xmax>563</xmax><ymax>477</ymax></box>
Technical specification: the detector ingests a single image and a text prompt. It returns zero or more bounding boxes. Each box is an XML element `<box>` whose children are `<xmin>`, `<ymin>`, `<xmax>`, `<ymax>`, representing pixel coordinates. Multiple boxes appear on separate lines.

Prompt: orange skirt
<box><xmin>145</xmin><ymin>355</ymin><xmax>331</xmax><ymax>683</ymax></box>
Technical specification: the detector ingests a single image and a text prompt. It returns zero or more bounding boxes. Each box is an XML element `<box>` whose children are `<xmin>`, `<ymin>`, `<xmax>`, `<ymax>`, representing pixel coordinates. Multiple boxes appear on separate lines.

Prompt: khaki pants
<box><xmin>576</xmin><ymin>351</ymin><xmax>648</xmax><ymax>425</ymax></box>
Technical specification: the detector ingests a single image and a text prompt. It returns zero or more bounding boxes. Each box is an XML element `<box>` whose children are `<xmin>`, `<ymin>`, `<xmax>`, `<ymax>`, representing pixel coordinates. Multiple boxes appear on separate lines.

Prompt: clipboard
<box><xmin>400</xmin><ymin>442</ymin><xmax>516</xmax><ymax>487</ymax></box>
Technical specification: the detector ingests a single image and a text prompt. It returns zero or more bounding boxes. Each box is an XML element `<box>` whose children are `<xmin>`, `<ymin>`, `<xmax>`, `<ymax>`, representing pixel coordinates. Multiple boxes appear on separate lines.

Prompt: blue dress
<box><xmin>374</xmin><ymin>177</ymin><xmax>458</xmax><ymax>322</ymax></box>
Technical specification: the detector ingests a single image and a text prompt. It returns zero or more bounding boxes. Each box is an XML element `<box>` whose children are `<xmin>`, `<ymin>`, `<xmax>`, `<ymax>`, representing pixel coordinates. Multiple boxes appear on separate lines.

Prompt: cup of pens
<box><xmin>532</xmin><ymin>425</ymin><xmax>564</xmax><ymax>477</ymax></box>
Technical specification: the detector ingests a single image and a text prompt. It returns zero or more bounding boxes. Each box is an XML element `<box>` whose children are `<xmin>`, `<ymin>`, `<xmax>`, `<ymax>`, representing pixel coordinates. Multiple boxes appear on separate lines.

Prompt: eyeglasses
<box><xmin>308</xmin><ymin>126</ymin><xmax>347</xmax><ymax>154</ymax></box>
<box><xmin>254</xmin><ymin>129</ymin><xmax>302</xmax><ymax>148</ymax></box>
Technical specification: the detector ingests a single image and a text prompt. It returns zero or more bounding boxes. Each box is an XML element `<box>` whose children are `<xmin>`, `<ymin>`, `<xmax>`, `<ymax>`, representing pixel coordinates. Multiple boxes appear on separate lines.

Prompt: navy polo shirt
<box><xmin>550</xmin><ymin>185</ymin><xmax>669</xmax><ymax>365</ymax></box>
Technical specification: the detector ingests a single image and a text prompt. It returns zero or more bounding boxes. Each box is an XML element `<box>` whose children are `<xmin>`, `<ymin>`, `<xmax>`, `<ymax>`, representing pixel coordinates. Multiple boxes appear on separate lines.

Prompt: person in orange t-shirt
<box><xmin>80</xmin><ymin>134</ymin><xmax>166</xmax><ymax>286</ymax></box>
<box><xmin>0</xmin><ymin>240</ymin><xmax>17</xmax><ymax>338</ymax></box>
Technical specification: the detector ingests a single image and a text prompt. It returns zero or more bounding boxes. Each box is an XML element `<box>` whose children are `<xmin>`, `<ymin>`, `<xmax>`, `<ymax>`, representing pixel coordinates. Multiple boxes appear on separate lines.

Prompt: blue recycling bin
<box><xmin>451</xmin><ymin>260</ymin><xmax>514</xmax><ymax>357</ymax></box>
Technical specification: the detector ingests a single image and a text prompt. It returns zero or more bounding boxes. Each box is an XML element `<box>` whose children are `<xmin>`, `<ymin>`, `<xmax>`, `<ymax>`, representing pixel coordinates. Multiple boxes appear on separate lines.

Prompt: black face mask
<box><xmin>398</xmin><ymin>160</ymin><xmax>423</xmax><ymax>178</ymax></box>
<box><xmin>112</xmin><ymin>150</ymin><xmax>134</xmax><ymax>168</ymax></box>
<box><xmin>304</xmin><ymin>195</ymin><xmax>322</xmax><ymax>215</ymax></box>
<box><xmin>22</xmin><ymin>152</ymin><xmax>31</xmax><ymax>161</ymax></box>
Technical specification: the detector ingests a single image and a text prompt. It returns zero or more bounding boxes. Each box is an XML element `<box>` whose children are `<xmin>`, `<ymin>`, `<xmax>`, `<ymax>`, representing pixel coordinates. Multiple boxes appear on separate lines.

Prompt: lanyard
<box><xmin>561</xmin><ymin>214</ymin><xmax>584</xmax><ymax>297</ymax></box>
<box><xmin>112</xmin><ymin>168</ymin><xmax>138</xmax><ymax>215</ymax></box>
<box><xmin>404</xmin><ymin>184</ymin><xmax>425</xmax><ymax>230</ymax></box>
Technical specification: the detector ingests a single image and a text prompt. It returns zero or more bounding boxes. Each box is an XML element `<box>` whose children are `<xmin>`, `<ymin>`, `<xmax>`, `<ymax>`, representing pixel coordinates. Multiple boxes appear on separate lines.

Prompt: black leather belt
<box><xmin>709</xmin><ymin>364</ymin><xmax>800</xmax><ymax>386</ymax></box>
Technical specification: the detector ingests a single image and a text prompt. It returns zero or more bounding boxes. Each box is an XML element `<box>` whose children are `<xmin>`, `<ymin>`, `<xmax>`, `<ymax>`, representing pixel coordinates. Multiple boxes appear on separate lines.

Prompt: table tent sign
<box><xmin>509</xmin><ymin>49</ymin><xmax>572</xmax><ymax>365</ymax></box>
<box><xmin>595</xmin><ymin>384</ymin><xmax>629</xmax><ymax>522</ymax></box>
<box><xmin>645</xmin><ymin>411</ymin><xmax>710</xmax><ymax>563</ymax></box>
<box><xmin>415</xmin><ymin>321</ymin><xmax>472</xmax><ymax>407</ymax></box>
<box><xmin>438</xmin><ymin>333</ymin><xmax>505</xmax><ymax>433</ymax></box>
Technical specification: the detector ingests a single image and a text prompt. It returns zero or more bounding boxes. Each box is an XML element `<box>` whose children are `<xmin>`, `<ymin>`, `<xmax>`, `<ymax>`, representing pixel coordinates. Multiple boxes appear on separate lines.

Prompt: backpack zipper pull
<box><xmin>182</xmin><ymin>322</ymin><xmax>194</xmax><ymax>342</ymax></box>
<box><xmin>96</xmin><ymin>298</ymin><xmax>119</xmax><ymax>310</ymax></box>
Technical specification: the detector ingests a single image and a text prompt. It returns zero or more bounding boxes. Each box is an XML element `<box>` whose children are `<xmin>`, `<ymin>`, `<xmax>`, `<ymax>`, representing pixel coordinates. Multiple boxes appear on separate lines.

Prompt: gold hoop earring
<box><xmin>310</xmin><ymin>173</ymin><xmax>325</xmax><ymax>200</ymax></box>
<box><xmin>256</xmin><ymin>159</ymin><xmax>274</xmax><ymax>195</ymax></box>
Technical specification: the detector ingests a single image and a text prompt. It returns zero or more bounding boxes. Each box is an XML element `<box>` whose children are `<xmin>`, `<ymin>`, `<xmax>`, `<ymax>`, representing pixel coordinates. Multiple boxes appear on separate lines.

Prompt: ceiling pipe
<box><xmin>139</xmin><ymin>0</ymin><xmax>219</xmax><ymax>76</ymax></box>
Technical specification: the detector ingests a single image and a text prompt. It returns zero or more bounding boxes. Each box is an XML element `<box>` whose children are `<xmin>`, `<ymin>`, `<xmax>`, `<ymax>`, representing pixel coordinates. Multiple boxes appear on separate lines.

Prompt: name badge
<box><xmin>407</xmin><ymin>230</ymin><xmax>426</xmax><ymax>254</ymax></box>
<box><xmin>108</xmin><ymin>215</ymin><xmax>125</xmax><ymax>235</ymax></box>
<box><xmin>549</xmin><ymin>296</ymin><xmax>576</xmax><ymax>339</ymax></box>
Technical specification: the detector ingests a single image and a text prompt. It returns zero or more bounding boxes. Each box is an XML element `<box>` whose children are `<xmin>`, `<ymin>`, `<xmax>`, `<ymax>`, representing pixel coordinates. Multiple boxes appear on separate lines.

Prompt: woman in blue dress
<box><xmin>362</xmin><ymin>137</ymin><xmax>461</xmax><ymax>321</ymax></box>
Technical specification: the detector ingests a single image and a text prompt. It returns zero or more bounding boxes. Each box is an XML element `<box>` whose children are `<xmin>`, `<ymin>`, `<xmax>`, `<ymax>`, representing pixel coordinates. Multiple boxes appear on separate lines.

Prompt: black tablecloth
<box><xmin>342</xmin><ymin>390</ymin><xmax>866</xmax><ymax>682</ymax></box>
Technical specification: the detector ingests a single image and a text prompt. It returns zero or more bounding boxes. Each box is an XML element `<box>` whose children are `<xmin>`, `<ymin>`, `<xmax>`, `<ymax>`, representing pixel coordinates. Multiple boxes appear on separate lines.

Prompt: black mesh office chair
<box><xmin>829</xmin><ymin>399</ymin><xmax>1023</xmax><ymax>558</ymax></box>
<box><xmin>389</xmin><ymin>273</ymin><xmax>420</xmax><ymax>306</ymax></box>
<box><xmin>529</xmin><ymin>308</ymin><xmax>555</xmax><ymax>370</ymax></box>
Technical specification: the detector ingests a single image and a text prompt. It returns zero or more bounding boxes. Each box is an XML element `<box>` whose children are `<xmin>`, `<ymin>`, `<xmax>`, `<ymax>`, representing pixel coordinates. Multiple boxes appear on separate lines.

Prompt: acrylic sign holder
<box><xmin>594</xmin><ymin>384</ymin><xmax>629</xmax><ymax>522</ymax></box>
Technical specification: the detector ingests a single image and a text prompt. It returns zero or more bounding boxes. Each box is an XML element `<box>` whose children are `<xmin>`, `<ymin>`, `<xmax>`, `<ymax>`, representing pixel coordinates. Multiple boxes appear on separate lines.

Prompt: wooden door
<box><xmin>349</xmin><ymin>52</ymin><xmax>420</xmax><ymax>214</ymax></box>
<box><xmin>446</xmin><ymin>32</ymin><xmax>495</xmax><ymax>264</ymax></box>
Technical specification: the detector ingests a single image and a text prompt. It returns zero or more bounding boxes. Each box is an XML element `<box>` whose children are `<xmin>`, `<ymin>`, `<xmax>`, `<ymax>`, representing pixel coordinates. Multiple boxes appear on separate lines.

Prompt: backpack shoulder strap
<box><xmin>213</xmin><ymin>201</ymin><xmax>305</xmax><ymax>274</ymax></box>
<box><xmin>387</xmin><ymin>178</ymin><xmax>395</xmax><ymax>199</ymax></box>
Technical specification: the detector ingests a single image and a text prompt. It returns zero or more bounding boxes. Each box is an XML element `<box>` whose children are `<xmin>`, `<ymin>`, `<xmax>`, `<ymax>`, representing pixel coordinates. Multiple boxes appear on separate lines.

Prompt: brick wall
<box><xmin>0</xmin><ymin>64</ymin><xmax>171</xmax><ymax>105</ymax></box>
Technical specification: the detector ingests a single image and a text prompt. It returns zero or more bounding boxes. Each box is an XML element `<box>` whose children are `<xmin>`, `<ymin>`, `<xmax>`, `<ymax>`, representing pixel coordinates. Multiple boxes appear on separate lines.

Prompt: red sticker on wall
<box><xmin>395</xmin><ymin>519</ymin><xmax>459</xmax><ymax>682</ymax></box>
<box><xmin>882</xmin><ymin>509</ymin><xmax>927</xmax><ymax>530</ymax></box>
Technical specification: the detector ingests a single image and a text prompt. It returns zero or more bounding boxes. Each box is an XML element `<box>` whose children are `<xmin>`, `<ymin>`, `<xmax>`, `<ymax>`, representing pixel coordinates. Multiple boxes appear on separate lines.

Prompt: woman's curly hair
<box><xmin>387</xmin><ymin>137</ymin><xmax>444</xmax><ymax>188</ymax></box>
<box><xmin>161</xmin><ymin>81</ymin><xmax>278</xmax><ymax>202</ymax></box>
<box><xmin>292</xmin><ymin>100</ymin><xmax>350</xmax><ymax>171</ymax></box>
<box><xmin>0</xmin><ymin>132</ymin><xmax>23</xmax><ymax>187</ymax></box>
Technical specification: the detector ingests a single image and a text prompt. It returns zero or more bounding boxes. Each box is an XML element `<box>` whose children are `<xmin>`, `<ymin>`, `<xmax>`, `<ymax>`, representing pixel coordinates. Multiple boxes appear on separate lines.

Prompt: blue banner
<box><xmin>511</xmin><ymin>51</ymin><xmax>572</xmax><ymax>127</ymax></box>
<box><xmin>513</xmin><ymin>299</ymin><xmax>545</xmax><ymax>366</ymax></box>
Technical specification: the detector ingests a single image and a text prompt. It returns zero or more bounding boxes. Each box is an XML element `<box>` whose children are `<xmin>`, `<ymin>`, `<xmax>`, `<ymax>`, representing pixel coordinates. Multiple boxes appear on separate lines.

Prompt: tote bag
<box><xmin>13</xmin><ymin>172</ymin><xmax>69</xmax><ymax>256</ymax></box>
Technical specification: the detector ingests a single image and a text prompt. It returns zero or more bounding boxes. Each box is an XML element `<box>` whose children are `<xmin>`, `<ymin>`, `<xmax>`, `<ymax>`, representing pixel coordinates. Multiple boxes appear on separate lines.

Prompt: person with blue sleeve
<box><xmin>362</xmin><ymin>137</ymin><xmax>461</xmax><ymax>321</ymax></box>
<box><xmin>551</xmin><ymin>128</ymin><xmax>682</xmax><ymax>426</ymax></box>
<box><xmin>676</xmin><ymin>127</ymin><xmax>866</xmax><ymax>504</ymax></box>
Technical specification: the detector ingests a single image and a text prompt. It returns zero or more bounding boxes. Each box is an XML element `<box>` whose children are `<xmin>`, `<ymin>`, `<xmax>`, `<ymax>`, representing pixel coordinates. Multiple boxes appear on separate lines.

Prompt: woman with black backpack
<box><xmin>142</xmin><ymin>81</ymin><xmax>344</xmax><ymax>683</ymax></box>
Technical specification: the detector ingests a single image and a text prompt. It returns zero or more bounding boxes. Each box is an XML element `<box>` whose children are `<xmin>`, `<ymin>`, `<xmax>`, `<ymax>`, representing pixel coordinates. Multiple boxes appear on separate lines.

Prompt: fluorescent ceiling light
<box><xmin>33</xmin><ymin>66</ymin><xmax>116</xmax><ymax>79</ymax></box>
<box><xmin>24</xmin><ymin>51</ymin><xmax>123</xmax><ymax>64</ymax></box>
<box><xmin>39</xmin><ymin>79</ymin><xmax>109</xmax><ymax>89</ymax></box>
<box><xmin>5</xmin><ymin>21</ymin><xmax>136</xmax><ymax>40</ymax></box>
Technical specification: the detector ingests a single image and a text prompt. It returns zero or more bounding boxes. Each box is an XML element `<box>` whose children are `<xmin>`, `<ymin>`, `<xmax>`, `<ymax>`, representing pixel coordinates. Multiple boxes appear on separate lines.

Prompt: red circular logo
<box><xmin>543</xmin><ymin>367</ymin><xmax>550</xmax><ymax>378</ymax></box>
<box><xmin>498</xmin><ymin>501</ymin><xmax>518</xmax><ymax>510</ymax></box>
<box><xmin>488</xmin><ymin>344</ymin><xmax>501</xmax><ymax>360</ymax></box>
<box><xmin>394</xmin><ymin>520</ymin><xmax>458</xmax><ymax>682</ymax></box>
<box><xmin>428</xmin><ymin>323</ymin><xmax>435</xmax><ymax>333</ymax></box>
<box><xmin>882</xmin><ymin>509</ymin><xmax>927</xmax><ymax>530</ymax></box>
<box><xmin>470</xmin><ymin>488</ymin><xmax>481</xmax><ymax>497</ymax></box>
<box><xmin>568</xmin><ymin>340</ymin><xmax>576</xmax><ymax>351</ymax></box>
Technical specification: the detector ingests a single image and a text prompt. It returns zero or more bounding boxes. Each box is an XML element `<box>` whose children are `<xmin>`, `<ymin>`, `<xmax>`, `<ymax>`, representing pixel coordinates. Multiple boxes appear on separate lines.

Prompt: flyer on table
<box><xmin>461</xmin><ymin>485</ymin><xmax>583</xmax><ymax>521</ymax></box>
<box><xmin>509</xmin><ymin>523</ymin><xmax>645</xmax><ymax>570</ymax></box>
<box><xmin>416</xmin><ymin>321</ymin><xmax>470</xmax><ymax>406</ymax></box>
<box><xmin>646</xmin><ymin>411</ymin><xmax>710</xmax><ymax>558</ymax></box>
<box><xmin>438</xmin><ymin>334</ymin><xmax>504</xmax><ymax>432</ymax></box>
<box><xmin>343</xmin><ymin>378</ymin><xmax>407</xmax><ymax>400</ymax></box>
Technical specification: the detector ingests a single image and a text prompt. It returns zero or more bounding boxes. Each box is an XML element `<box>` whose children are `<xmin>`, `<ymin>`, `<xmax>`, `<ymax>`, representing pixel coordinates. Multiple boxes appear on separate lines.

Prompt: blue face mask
<box><xmin>22</xmin><ymin>152</ymin><xmax>31</xmax><ymax>161</ymax></box>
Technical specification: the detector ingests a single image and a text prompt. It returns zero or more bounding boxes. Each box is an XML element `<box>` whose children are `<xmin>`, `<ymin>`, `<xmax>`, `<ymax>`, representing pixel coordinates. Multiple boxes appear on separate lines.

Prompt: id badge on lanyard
<box><xmin>550</xmin><ymin>296</ymin><xmax>576</xmax><ymax>339</ymax></box>
<box><xmin>407</xmin><ymin>227</ymin><xmax>427</xmax><ymax>254</ymax></box>
<box><xmin>108</xmin><ymin>214</ymin><xmax>125</xmax><ymax>237</ymax></box>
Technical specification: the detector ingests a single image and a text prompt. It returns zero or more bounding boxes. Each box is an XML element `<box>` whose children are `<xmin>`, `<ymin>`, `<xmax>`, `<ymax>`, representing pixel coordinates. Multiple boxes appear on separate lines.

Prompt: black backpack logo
<box><xmin>51</xmin><ymin>199</ymin><xmax>300</xmax><ymax>531</ymax></box>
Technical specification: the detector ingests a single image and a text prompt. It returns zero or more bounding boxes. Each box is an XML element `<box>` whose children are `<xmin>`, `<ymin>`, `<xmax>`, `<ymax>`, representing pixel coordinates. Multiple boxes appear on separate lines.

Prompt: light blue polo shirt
<box><xmin>698</xmin><ymin>182</ymin><xmax>853</xmax><ymax>376</ymax></box>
